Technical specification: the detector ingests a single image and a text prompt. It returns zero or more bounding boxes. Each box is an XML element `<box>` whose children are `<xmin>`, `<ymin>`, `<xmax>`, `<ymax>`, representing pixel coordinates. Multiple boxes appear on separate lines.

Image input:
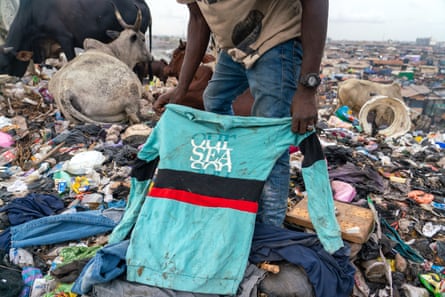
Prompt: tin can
<box><xmin>55</xmin><ymin>179</ymin><xmax>67</xmax><ymax>194</ymax></box>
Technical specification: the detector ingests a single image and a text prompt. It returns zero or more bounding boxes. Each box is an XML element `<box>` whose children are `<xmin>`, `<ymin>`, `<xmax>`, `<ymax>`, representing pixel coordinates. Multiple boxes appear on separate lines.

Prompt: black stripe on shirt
<box><xmin>154</xmin><ymin>169</ymin><xmax>264</xmax><ymax>202</ymax></box>
<box><xmin>299</xmin><ymin>133</ymin><xmax>325</xmax><ymax>168</ymax></box>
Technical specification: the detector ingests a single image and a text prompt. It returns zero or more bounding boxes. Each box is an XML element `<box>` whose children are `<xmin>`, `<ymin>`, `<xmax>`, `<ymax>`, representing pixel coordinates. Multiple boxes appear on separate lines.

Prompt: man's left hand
<box><xmin>291</xmin><ymin>87</ymin><xmax>319</xmax><ymax>134</ymax></box>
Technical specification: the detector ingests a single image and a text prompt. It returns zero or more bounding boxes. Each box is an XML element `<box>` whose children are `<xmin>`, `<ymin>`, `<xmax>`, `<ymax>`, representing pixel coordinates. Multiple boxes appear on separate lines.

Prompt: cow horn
<box><xmin>133</xmin><ymin>7</ymin><xmax>142</xmax><ymax>32</ymax></box>
<box><xmin>112</xmin><ymin>3</ymin><xmax>131</xmax><ymax>29</ymax></box>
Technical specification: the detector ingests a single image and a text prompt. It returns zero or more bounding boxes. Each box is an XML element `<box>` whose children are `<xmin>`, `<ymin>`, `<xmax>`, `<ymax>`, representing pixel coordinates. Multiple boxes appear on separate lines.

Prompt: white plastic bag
<box><xmin>63</xmin><ymin>150</ymin><xmax>106</xmax><ymax>175</ymax></box>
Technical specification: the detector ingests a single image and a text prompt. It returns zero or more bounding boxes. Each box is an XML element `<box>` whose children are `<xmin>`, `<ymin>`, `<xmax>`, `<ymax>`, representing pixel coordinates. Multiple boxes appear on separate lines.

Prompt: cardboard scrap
<box><xmin>286</xmin><ymin>197</ymin><xmax>375</xmax><ymax>244</ymax></box>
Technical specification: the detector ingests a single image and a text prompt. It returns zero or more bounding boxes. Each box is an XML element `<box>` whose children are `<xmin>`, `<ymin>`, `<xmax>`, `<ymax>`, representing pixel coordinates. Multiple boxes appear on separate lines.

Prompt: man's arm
<box><xmin>291</xmin><ymin>0</ymin><xmax>329</xmax><ymax>133</ymax></box>
<box><xmin>154</xmin><ymin>3</ymin><xmax>211</xmax><ymax>114</ymax></box>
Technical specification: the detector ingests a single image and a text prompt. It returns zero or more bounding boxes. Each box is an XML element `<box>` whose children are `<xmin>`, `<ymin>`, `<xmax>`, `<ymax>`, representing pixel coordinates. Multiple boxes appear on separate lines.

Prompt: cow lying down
<box><xmin>48</xmin><ymin>7</ymin><xmax>151</xmax><ymax>125</ymax></box>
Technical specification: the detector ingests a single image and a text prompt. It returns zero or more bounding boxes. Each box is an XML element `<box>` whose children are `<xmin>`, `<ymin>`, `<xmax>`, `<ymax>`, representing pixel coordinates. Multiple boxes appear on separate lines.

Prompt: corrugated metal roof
<box><xmin>401</xmin><ymin>84</ymin><xmax>431</xmax><ymax>97</ymax></box>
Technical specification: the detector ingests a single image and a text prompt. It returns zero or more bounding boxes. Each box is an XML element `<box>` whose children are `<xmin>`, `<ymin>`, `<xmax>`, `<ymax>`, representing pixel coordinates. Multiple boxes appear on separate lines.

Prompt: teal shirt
<box><xmin>112</xmin><ymin>104</ymin><xmax>343</xmax><ymax>295</ymax></box>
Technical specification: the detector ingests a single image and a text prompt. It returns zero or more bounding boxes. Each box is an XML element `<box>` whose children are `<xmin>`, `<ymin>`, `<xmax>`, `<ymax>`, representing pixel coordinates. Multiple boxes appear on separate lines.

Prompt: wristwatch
<box><xmin>299</xmin><ymin>73</ymin><xmax>321</xmax><ymax>89</ymax></box>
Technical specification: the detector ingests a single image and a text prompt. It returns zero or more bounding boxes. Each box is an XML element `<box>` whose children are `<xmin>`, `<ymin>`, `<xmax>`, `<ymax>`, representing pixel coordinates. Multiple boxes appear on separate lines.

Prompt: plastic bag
<box><xmin>63</xmin><ymin>151</ymin><xmax>106</xmax><ymax>175</ymax></box>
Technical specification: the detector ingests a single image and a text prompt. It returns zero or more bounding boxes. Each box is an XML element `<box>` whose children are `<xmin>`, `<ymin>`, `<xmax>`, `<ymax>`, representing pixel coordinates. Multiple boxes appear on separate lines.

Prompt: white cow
<box><xmin>48</xmin><ymin>6</ymin><xmax>152</xmax><ymax>125</ymax></box>
<box><xmin>338</xmin><ymin>79</ymin><xmax>402</xmax><ymax>115</ymax></box>
<box><xmin>338</xmin><ymin>79</ymin><xmax>403</xmax><ymax>127</ymax></box>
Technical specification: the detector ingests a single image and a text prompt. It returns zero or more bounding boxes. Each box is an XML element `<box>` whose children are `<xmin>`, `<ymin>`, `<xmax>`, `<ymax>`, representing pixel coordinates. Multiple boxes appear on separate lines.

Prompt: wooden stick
<box><xmin>259</xmin><ymin>262</ymin><xmax>280</xmax><ymax>274</ymax></box>
<box><xmin>33</xmin><ymin>141</ymin><xmax>65</xmax><ymax>167</ymax></box>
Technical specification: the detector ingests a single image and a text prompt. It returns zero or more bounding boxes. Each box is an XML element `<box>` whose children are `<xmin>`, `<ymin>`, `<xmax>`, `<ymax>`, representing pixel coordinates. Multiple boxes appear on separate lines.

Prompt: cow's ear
<box><xmin>106</xmin><ymin>30</ymin><xmax>120</xmax><ymax>40</ymax></box>
<box><xmin>179</xmin><ymin>39</ymin><xmax>186</xmax><ymax>49</ymax></box>
<box><xmin>16</xmin><ymin>50</ymin><xmax>33</xmax><ymax>62</ymax></box>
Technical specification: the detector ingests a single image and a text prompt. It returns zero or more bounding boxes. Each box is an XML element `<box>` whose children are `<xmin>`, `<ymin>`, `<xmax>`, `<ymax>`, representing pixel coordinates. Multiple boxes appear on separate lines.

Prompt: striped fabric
<box><xmin>124</xmin><ymin>104</ymin><xmax>341</xmax><ymax>294</ymax></box>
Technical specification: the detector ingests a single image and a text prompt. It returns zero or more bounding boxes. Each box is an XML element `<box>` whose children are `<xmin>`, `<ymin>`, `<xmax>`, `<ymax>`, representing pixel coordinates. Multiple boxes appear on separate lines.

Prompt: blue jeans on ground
<box><xmin>204</xmin><ymin>38</ymin><xmax>303</xmax><ymax>226</ymax></box>
<box><xmin>11</xmin><ymin>210</ymin><xmax>119</xmax><ymax>248</ymax></box>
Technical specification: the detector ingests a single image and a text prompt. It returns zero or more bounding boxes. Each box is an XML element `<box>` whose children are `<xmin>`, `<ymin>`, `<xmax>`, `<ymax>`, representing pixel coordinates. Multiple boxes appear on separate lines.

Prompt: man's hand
<box><xmin>153</xmin><ymin>87</ymin><xmax>188</xmax><ymax>115</ymax></box>
<box><xmin>153</xmin><ymin>89</ymin><xmax>172</xmax><ymax>115</ymax></box>
<box><xmin>291</xmin><ymin>87</ymin><xmax>318</xmax><ymax>134</ymax></box>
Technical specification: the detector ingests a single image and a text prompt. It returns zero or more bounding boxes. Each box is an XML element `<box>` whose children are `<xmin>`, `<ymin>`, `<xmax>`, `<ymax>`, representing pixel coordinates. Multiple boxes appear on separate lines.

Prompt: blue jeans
<box><xmin>11</xmin><ymin>210</ymin><xmax>120</xmax><ymax>248</ymax></box>
<box><xmin>204</xmin><ymin>39</ymin><xmax>303</xmax><ymax>226</ymax></box>
<box><xmin>72</xmin><ymin>240</ymin><xmax>129</xmax><ymax>295</ymax></box>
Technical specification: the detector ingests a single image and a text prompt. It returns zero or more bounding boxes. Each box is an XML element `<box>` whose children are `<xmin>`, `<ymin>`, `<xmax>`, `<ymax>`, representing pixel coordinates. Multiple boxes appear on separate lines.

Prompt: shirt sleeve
<box><xmin>299</xmin><ymin>133</ymin><xmax>344</xmax><ymax>254</ymax></box>
<box><xmin>137</xmin><ymin>124</ymin><xmax>161</xmax><ymax>162</ymax></box>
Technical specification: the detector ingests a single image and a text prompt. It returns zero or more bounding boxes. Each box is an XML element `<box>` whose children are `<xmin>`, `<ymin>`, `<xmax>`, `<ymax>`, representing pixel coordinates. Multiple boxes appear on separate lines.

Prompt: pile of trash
<box><xmin>0</xmin><ymin>70</ymin><xmax>445</xmax><ymax>297</ymax></box>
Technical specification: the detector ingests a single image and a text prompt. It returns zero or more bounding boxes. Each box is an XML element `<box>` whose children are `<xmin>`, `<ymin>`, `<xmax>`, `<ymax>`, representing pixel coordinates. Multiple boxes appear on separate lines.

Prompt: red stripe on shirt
<box><xmin>149</xmin><ymin>187</ymin><xmax>258</xmax><ymax>213</ymax></box>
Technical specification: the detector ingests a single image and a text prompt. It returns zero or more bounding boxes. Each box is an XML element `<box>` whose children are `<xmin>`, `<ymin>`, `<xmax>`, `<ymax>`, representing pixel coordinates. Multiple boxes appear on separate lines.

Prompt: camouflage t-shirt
<box><xmin>177</xmin><ymin>0</ymin><xmax>302</xmax><ymax>68</ymax></box>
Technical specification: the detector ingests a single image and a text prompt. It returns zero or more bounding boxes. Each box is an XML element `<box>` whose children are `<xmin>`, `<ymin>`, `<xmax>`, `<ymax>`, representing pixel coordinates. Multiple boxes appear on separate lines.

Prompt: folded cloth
<box><xmin>0</xmin><ymin>266</ymin><xmax>24</xmax><ymax>297</ymax></box>
<box><xmin>72</xmin><ymin>240</ymin><xmax>129</xmax><ymax>294</ymax></box>
<box><xmin>249</xmin><ymin>223</ymin><xmax>355</xmax><ymax>297</ymax></box>
<box><xmin>51</xmin><ymin>258</ymin><xmax>91</xmax><ymax>283</ymax></box>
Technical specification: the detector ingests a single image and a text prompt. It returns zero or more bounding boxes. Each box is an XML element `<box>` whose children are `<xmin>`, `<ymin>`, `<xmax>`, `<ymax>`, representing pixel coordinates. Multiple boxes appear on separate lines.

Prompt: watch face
<box><xmin>308</xmin><ymin>76</ymin><xmax>318</xmax><ymax>86</ymax></box>
<box><xmin>300</xmin><ymin>73</ymin><xmax>320</xmax><ymax>88</ymax></box>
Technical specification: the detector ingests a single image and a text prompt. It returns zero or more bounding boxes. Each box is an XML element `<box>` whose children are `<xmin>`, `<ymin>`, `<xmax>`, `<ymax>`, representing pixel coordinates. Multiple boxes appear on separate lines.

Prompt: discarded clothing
<box><xmin>0</xmin><ymin>193</ymin><xmax>64</xmax><ymax>226</ymax></box>
<box><xmin>19</xmin><ymin>266</ymin><xmax>43</xmax><ymax>297</ymax></box>
<box><xmin>90</xmin><ymin>264</ymin><xmax>265</xmax><ymax>297</ymax></box>
<box><xmin>259</xmin><ymin>262</ymin><xmax>314</xmax><ymax>297</ymax></box>
<box><xmin>328</xmin><ymin>162</ymin><xmax>385</xmax><ymax>195</ymax></box>
<box><xmin>249</xmin><ymin>223</ymin><xmax>355</xmax><ymax>297</ymax></box>
<box><xmin>92</xmin><ymin>279</ymin><xmax>219</xmax><ymax>297</ymax></box>
<box><xmin>77</xmin><ymin>235</ymin><xmax>265</xmax><ymax>296</ymax></box>
<box><xmin>0</xmin><ymin>228</ymin><xmax>11</xmax><ymax>252</ymax></box>
<box><xmin>72</xmin><ymin>240</ymin><xmax>129</xmax><ymax>295</ymax></box>
<box><xmin>11</xmin><ymin>210</ymin><xmax>118</xmax><ymax>248</ymax></box>
<box><xmin>51</xmin><ymin>258</ymin><xmax>90</xmax><ymax>283</ymax></box>
<box><xmin>299</xmin><ymin>134</ymin><xmax>344</xmax><ymax>252</ymax></box>
<box><xmin>381</xmin><ymin>218</ymin><xmax>424</xmax><ymax>263</ymax></box>
<box><xmin>0</xmin><ymin>265</ymin><xmax>24</xmax><ymax>297</ymax></box>
<box><xmin>108</xmin><ymin>171</ymin><xmax>154</xmax><ymax>245</ymax></box>
<box><xmin>126</xmin><ymin>104</ymin><xmax>341</xmax><ymax>294</ymax></box>
<box><xmin>58</xmin><ymin>245</ymin><xmax>102</xmax><ymax>266</ymax></box>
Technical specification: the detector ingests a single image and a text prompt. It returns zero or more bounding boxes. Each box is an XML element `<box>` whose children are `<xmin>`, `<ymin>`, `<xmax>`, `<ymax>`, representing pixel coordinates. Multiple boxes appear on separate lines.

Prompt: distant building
<box><xmin>416</xmin><ymin>37</ymin><xmax>434</xmax><ymax>46</ymax></box>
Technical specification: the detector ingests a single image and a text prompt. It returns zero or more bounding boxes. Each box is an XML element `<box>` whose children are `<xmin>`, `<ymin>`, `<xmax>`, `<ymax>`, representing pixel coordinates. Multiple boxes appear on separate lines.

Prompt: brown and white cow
<box><xmin>162</xmin><ymin>39</ymin><xmax>253</xmax><ymax>115</ymax></box>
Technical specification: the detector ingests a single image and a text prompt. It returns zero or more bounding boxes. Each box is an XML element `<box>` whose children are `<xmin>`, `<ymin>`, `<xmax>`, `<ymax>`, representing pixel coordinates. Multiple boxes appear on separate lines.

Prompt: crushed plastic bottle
<box><xmin>335</xmin><ymin>105</ymin><xmax>362</xmax><ymax>132</ymax></box>
<box><xmin>335</xmin><ymin>105</ymin><xmax>359</xmax><ymax>125</ymax></box>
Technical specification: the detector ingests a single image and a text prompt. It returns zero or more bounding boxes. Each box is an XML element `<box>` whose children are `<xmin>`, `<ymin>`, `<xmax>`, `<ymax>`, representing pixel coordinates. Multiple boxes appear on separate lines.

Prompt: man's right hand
<box><xmin>153</xmin><ymin>87</ymin><xmax>186</xmax><ymax>115</ymax></box>
<box><xmin>153</xmin><ymin>89</ymin><xmax>172</xmax><ymax>115</ymax></box>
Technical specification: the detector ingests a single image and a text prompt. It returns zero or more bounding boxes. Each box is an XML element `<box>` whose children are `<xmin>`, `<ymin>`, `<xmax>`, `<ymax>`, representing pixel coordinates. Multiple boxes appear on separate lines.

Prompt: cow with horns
<box><xmin>0</xmin><ymin>0</ymin><xmax>152</xmax><ymax>78</ymax></box>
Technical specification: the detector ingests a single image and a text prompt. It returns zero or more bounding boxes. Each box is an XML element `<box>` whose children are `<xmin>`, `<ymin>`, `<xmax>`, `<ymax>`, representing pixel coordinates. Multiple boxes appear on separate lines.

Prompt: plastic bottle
<box><xmin>335</xmin><ymin>105</ymin><xmax>362</xmax><ymax>132</ymax></box>
<box><xmin>335</xmin><ymin>105</ymin><xmax>359</xmax><ymax>125</ymax></box>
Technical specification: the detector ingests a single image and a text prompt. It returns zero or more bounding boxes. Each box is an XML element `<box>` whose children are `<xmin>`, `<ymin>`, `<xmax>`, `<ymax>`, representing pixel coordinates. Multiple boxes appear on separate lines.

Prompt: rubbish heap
<box><xmin>0</xmin><ymin>69</ymin><xmax>445</xmax><ymax>297</ymax></box>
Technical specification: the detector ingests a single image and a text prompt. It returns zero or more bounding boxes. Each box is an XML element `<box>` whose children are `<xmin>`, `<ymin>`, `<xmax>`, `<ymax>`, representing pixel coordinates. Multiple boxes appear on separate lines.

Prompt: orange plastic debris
<box><xmin>408</xmin><ymin>190</ymin><xmax>434</xmax><ymax>204</ymax></box>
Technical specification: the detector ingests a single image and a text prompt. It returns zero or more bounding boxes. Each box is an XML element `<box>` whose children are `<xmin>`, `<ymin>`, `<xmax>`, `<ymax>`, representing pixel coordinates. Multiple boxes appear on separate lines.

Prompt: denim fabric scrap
<box><xmin>72</xmin><ymin>240</ymin><xmax>129</xmax><ymax>295</ymax></box>
<box><xmin>11</xmin><ymin>210</ymin><xmax>117</xmax><ymax>248</ymax></box>
<box><xmin>74</xmin><ymin>239</ymin><xmax>265</xmax><ymax>297</ymax></box>
<box><xmin>0</xmin><ymin>228</ymin><xmax>11</xmax><ymax>252</ymax></box>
